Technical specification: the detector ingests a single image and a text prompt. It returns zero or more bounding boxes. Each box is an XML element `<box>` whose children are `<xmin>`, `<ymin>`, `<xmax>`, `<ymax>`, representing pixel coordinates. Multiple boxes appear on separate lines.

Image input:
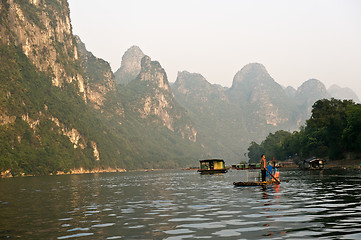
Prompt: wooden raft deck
<box><xmin>233</xmin><ymin>181</ymin><xmax>278</xmax><ymax>186</ymax></box>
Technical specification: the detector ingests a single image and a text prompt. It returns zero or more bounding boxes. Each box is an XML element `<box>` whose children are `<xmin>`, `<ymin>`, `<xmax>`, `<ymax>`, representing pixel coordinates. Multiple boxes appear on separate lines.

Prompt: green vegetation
<box><xmin>248</xmin><ymin>98</ymin><xmax>361</xmax><ymax>163</ymax></box>
<box><xmin>14</xmin><ymin>0</ymin><xmax>46</xmax><ymax>30</ymax></box>
<box><xmin>81</xmin><ymin>53</ymin><xmax>113</xmax><ymax>85</ymax></box>
<box><xmin>0</xmin><ymin>40</ymin><xmax>203</xmax><ymax>176</ymax></box>
<box><xmin>0</xmin><ymin>44</ymin><xmax>80</xmax><ymax>175</ymax></box>
<box><xmin>101</xmin><ymin>76</ymin><xmax>204</xmax><ymax>169</ymax></box>
<box><xmin>0</xmin><ymin>43</ymin><xmax>133</xmax><ymax>175</ymax></box>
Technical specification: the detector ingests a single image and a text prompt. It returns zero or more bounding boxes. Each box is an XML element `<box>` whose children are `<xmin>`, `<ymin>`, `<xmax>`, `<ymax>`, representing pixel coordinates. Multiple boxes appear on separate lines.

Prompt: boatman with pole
<box><xmin>260</xmin><ymin>154</ymin><xmax>267</xmax><ymax>182</ymax></box>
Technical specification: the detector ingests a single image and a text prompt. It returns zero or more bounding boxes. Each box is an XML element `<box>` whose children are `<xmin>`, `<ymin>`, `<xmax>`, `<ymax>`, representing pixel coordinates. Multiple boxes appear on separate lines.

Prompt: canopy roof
<box><xmin>304</xmin><ymin>157</ymin><xmax>323</xmax><ymax>163</ymax></box>
<box><xmin>199</xmin><ymin>159</ymin><xmax>225</xmax><ymax>163</ymax></box>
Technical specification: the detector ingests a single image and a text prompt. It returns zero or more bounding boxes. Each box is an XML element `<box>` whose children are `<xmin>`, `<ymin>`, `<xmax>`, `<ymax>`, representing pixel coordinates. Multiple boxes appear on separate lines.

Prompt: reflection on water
<box><xmin>0</xmin><ymin>169</ymin><xmax>361</xmax><ymax>239</ymax></box>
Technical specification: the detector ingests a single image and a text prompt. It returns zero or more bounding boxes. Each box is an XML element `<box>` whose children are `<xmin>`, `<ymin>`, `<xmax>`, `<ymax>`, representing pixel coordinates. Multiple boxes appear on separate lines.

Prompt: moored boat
<box><xmin>231</xmin><ymin>163</ymin><xmax>261</xmax><ymax>170</ymax></box>
<box><xmin>197</xmin><ymin>159</ymin><xmax>228</xmax><ymax>174</ymax></box>
<box><xmin>300</xmin><ymin>157</ymin><xmax>325</xmax><ymax>170</ymax></box>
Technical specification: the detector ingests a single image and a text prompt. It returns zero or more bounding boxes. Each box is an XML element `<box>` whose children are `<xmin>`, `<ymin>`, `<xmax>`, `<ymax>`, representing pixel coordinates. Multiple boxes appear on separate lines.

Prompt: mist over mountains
<box><xmin>115</xmin><ymin>45</ymin><xmax>359</xmax><ymax>162</ymax></box>
<box><xmin>0</xmin><ymin>0</ymin><xmax>359</xmax><ymax>176</ymax></box>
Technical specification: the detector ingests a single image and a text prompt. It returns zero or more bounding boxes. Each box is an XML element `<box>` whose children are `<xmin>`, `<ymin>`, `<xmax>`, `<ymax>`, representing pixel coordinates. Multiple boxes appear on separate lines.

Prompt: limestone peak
<box><xmin>328</xmin><ymin>84</ymin><xmax>360</xmax><ymax>103</ymax></box>
<box><xmin>231</xmin><ymin>63</ymin><xmax>273</xmax><ymax>90</ymax></box>
<box><xmin>138</xmin><ymin>56</ymin><xmax>169</xmax><ymax>91</ymax></box>
<box><xmin>114</xmin><ymin>45</ymin><xmax>145</xmax><ymax>85</ymax></box>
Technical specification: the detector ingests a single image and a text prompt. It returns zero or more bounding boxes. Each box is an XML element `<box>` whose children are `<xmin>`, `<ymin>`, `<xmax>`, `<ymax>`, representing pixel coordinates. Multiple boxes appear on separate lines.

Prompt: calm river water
<box><xmin>1</xmin><ymin>169</ymin><xmax>361</xmax><ymax>239</ymax></box>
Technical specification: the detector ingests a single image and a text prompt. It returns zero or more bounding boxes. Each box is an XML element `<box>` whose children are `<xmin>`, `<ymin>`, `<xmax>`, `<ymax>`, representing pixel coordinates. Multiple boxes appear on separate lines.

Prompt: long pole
<box><xmin>265</xmin><ymin>168</ymin><xmax>280</xmax><ymax>184</ymax></box>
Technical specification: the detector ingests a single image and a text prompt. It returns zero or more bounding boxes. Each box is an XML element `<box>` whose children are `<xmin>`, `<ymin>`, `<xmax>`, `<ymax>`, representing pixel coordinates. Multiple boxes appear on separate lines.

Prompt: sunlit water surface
<box><xmin>1</xmin><ymin>169</ymin><xmax>361</xmax><ymax>239</ymax></box>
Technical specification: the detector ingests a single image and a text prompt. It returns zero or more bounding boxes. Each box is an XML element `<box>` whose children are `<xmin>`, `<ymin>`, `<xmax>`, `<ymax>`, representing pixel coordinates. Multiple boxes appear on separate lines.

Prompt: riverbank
<box><xmin>277</xmin><ymin>158</ymin><xmax>361</xmax><ymax>171</ymax></box>
<box><xmin>0</xmin><ymin>167</ymin><xmax>127</xmax><ymax>178</ymax></box>
<box><xmin>326</xmin><ymin>158</ymin><xmax>361</xmax><ymax>169</ymax></box>
<box><xmin>2</xmin><ymin>159</ymin><xmax>360</xmax><ymax>178</ymax></box>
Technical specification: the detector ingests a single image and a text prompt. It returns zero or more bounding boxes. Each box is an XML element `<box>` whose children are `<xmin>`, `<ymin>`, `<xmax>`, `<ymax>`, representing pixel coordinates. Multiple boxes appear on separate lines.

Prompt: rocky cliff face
<box><xmin>75</xmin><ymin>36</ymin><xmax>115</xmax><ymax>109</ymax></box>
<box><xmin>131</xmin><ymin>56</ymin><xmax>197</xmax><ymax>142</ymax></box>
<box><xmin>114</xmin><ymin>45</ymin><xmax>144</xmax><ymax>85</ymax></box>
<box><xmin>138</xmin><ymin>56</ymin><xmax>170</xmax><ymax>91</ymax></box>
<box><xmin>172</xmin><ymin>71</ymin><xmax>247</xmax><ymax>160</ymax></box>
<box><xmin>0</xmin><ymin>0</ymin><xmax>118</xmax><ymax>176</ymax></box>
<box><xmin>229</xmin><ymin>63</ymin><xmax>294</xmax><ymax>127</ymax></box>
<box><xmin>0</xmin><ymin>0</ymin><xmax>86</xmax><ymax>100</ymax></box>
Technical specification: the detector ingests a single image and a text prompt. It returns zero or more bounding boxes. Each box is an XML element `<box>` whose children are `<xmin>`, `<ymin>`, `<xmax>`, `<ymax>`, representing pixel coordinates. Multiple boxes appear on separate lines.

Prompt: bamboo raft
<box><xmin>233</xmin><ymin>180</ymin><xmax>280</xmax><ymax>186</ymax></box>
<box><xmin>233</xmin><ymin>167</ymin><xmax>281</xmax><ymax>187</ymax></box>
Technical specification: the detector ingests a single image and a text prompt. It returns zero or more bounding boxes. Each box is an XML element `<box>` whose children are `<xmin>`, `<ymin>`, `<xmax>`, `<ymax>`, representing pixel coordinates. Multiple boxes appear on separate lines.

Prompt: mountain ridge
<box><xmin>328</xmin><ymin>84</ymin><xmax>360</xmax><ymax>103</ymax></box>
<box><xmin>110</xmin><ymin>45</ymin><xmax>359</xmax><ymax>163</ymax></box>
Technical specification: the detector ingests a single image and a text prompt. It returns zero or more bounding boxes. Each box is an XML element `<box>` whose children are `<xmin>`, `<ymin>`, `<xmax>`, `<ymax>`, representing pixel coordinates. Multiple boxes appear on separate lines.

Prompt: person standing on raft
<box><xmin>260</xmin><ymin>154</ymin><xmax>267</xmax><ymax>182</ymax></box>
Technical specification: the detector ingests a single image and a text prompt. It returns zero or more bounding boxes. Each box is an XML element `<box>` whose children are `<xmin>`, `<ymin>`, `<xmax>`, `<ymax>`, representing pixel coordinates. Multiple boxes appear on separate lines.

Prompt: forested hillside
<box><xmin>0</xmin><ymin>0</ymin><xmax>112</xmax><ymax>175</ymax></box>
<box><xmin>0</xmin><ymin>44</ymin><xmax>113</xmax><ymax>175</ymax></box>
<box><xmin>247</xmin><ymin>99</ymin><xmax>361</xmax><ymax>163</ymax></box>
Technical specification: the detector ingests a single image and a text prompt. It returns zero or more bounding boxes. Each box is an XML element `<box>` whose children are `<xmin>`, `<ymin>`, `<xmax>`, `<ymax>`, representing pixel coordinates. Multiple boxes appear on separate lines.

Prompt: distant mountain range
<box><xmin>0</xmin><ymin>0</ymin><xmax>359</xmax><ymax>176</ymax></box>
<box><xmin>115</xmin><ymin>46</ymin><xmax>359</xmax><ymax>162</ymax></box>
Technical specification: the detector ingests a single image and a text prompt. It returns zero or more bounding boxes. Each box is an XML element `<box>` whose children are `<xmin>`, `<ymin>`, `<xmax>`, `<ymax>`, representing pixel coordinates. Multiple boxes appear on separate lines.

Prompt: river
<box><xmin>0</xmin><ymin>169</ymin><xmax>361</xmax><ymax>239</ymax></box>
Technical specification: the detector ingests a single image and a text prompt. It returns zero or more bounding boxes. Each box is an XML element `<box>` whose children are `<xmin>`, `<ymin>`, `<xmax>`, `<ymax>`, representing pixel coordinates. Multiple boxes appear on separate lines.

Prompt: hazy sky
<box><xmin>68</xmin><ymin>0</ymin><xmax>361</xmax><ymax>98</ymax></box>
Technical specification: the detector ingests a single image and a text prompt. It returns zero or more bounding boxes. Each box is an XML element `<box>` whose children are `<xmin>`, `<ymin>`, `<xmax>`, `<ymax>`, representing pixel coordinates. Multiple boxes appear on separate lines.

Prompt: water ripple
<box><xmin>57</xmin><ymin>233</ymin><xmax>94</xmax><ymax>239</ymax></box>
<box><xmin>2</xmin><ymin>169</ymin><xmax>361</xmax><ymax>239</ymax></box>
